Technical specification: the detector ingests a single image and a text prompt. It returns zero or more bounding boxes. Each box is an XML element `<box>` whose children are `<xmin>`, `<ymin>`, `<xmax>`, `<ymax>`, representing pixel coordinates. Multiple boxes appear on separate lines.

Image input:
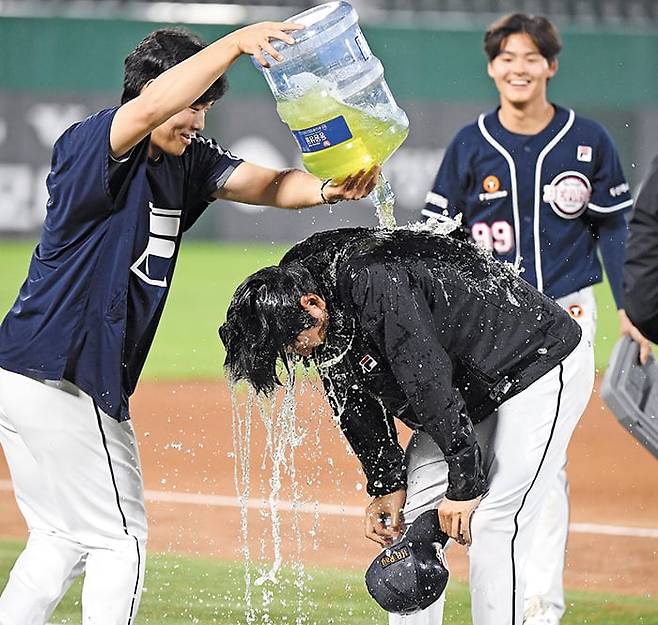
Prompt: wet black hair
<box><xmin>121</xmin><ymin>28</ymin><xmax>229</xmax><ymax>105</ymax></box>
<box><xmin>484</xmin><ymin>13</ymin><xmax>562</xmax><ymax>63</ymax></box>
<box><xmin>219</xmin><ymin>263</ymin><xmax>320</xmax><ymax>395</ymax></box>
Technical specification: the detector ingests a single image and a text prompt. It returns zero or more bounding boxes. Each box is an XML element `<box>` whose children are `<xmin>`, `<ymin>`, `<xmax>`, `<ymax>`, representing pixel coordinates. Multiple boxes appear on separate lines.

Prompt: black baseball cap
<box><xmin>365</xmin><ymin>509</ymin><xmax>449</xmax><ymax>615</ymax></box>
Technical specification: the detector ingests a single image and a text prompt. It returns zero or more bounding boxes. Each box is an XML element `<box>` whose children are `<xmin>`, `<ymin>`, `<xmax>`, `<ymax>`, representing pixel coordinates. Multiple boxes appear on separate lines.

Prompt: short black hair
<box><xmin>219</xmin><ymin>263</ymin><xmax>319</xmax><ymax>395</ymax></box>
<box><xmin>121</xmin><ymin>28</ymin><xmax>228</xmax><ymax>104</ymax></box>
<box><xmin>484</xmin><ymin>13</ymin><xmax>562</xmax><ymax>63</ymax></box>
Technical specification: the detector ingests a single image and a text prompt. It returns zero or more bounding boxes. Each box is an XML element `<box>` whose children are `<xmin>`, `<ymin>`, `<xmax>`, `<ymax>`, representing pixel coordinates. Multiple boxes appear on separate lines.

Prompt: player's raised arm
<box><xmin>109</xmin><ymin>22</ymin><xmax>302</xmax><ymax>158</ymax></box>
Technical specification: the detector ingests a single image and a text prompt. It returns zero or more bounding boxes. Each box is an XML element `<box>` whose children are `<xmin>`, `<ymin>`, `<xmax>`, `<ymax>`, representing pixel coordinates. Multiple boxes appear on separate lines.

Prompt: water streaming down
<box><xmin>229</xmin><ymin>361</ymin><xmax>320</xmax><ymax>624</ymax></box>
<box><xmin>229</xmin><ymin>379</ymin><xmax>256</xmax><ymax>624</ymax></box>
<box><xmin>254</xmin><ymin>375</ymin><xmax>304</xmax><ymax>588</ymax></box>
<box><xmin>370</xmin><ymin>173</ymin><xmax>397</xmax><ymax>230</ymax></box>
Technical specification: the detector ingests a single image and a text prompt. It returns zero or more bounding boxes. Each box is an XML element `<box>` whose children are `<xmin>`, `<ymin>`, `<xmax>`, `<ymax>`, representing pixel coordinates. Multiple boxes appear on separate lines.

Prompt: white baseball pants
<box><xmin>523</xmin><ymin>286</ymin><xmax>597</xmax><ymax>620</ymax></box>
<box><xmin>389</xmin><ymin>416</ymin><xmax>498</xmax><ymax>625</ymax></box>
<box><xmin>389</xmin><ymin>331</ymin><xmax>594</xmax><ymax>625</ymax></box>
<box><xmin>0</xmin><ymin>368</ymin><xmax>147</xmax><ymax>625</ymax></box>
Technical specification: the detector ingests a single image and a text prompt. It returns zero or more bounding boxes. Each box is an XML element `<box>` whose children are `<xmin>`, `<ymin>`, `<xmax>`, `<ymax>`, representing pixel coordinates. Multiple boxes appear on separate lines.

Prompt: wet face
<box><xmin>487</xmin><ymin>33</ymin><xmax>557</xmax><ymax>107</ymax></box>
<box><xmin>150</xmin><ymin>102</ymin><xmax>213</xmax><ymax>157</ymax></box>
<box><xmin>289</xmin><ymin>294</ymin><xmax>328</xmax><ymax>358</ymax></box>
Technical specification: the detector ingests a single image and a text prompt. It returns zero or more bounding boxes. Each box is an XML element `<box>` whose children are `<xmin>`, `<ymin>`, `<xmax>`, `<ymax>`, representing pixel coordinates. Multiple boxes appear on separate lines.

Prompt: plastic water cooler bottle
<box><xmin>254</xmin><ymin>1</ymin><xmax>408</xmax><ymax>228</ymax></box>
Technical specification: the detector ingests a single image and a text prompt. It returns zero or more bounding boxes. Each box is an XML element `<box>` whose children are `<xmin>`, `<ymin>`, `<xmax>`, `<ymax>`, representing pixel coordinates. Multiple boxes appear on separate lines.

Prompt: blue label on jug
<box><xmin>291</xmin><ymin>116</ymin><xmax>353</xmax><ymax>153</ymax></box>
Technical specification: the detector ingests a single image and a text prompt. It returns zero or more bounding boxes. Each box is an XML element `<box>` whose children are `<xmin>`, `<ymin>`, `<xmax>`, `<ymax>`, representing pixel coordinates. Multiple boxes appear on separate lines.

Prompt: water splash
<box><xmin>370</xmin><ymin>173</ymin><xmax>397</xmax><ymax>230</ymax></box>
<box><xmin>229</xmin><ymin>379</ymin><xmax>255</xmax><ymax>625</ymax></box>
<box><xmin>229</xmin><ymin>363</ymin><xmax>314</xmax><ymax>624</ymax></box>
<box><xmin>254</xmin><ymin>372</ymin><xmax>305</xmax><ymax>587</ymax></box>
<box><xmin>404</xmin><ymin>213</ymin><xmax>462</xmax><ymax>236</ymax></box>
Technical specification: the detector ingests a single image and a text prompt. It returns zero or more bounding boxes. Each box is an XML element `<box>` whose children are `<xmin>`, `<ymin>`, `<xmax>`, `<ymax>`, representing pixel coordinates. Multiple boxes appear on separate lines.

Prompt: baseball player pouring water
<box><xmin>0</xmin><ymin>23</ymin><xmax>379</xmax><ymax>625</ymax></box>
<box><xmin>422</xmin><ymin>13</ymin><xmax>651</xmax><ymax>625</ymax></box>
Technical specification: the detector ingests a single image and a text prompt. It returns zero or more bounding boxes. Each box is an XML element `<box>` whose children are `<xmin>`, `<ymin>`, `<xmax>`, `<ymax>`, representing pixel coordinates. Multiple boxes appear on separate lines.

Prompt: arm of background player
<box><xmin>214</xmin><ymin>161</ymin><xmax>380</xmax><ymax>208</ymax></box>
<box><xmin>351</xmin><ymin>263</ymin><xmax>487</xmax><ymax>502</ymax></box>
<box><xmin>596</xmin><ymin>213</ymin><xmax>652</xmax><ymax>362</ymax></box>
<box><xmin>109</xmin><ymin>22</ymin><xmax>301</xmax><ymax>158</ymax></box>
<box><xmin>595</xmin><ymin>212</ymin><xmax>627</xmax><ymax>310</ymax></box>
<box><xmin>421</xmin><ymin>134</ymin><xmax>470</xmax><ymax>223</ymax></box>
<box><xmin>588</xmin><ymin>126</ymin><xmax>652</xmax><ymax>361</ymax></box>
<box><xmin>624</xmin><ymin>156</ymin><xmax>658</xmax><ymax>344</ymax></box>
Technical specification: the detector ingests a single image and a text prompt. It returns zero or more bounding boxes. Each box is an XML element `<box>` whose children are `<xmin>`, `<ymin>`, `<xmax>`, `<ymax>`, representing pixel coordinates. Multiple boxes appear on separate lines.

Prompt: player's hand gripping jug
<box><xmin>254</xmin><ymin>1</ymin><xmax>408</xmax><ymax>228</ymax></box>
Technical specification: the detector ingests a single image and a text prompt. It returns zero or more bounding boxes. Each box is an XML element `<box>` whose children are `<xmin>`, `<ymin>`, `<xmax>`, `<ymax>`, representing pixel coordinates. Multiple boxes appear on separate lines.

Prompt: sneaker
<box><xmin>523</xmin><ymin>596</ymin><xmax>560</xmax><ymax>625</ymax></box>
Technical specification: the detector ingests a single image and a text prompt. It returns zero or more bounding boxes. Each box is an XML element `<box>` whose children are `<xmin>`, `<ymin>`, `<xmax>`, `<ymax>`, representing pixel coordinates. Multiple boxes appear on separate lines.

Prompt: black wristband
<box><xmin>320</xmin><ymin>179</ymin><xmax>340</xmax><ymax>205</ymax></box>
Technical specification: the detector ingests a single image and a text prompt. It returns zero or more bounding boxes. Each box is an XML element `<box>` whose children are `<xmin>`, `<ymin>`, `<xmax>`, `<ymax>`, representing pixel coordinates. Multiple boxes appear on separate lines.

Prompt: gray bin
<box><xmin>601</xmin><ymin>336</ymin><xmax>658</xmax><ymax>460</ymax></box>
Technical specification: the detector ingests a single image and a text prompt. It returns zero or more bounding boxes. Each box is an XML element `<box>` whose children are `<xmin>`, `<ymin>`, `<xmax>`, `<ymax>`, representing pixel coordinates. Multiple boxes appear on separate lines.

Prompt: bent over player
<box><xmin>220</xmin><ymin>226</ymin><xmax>595</xmax><ymax>625</ymax></box>
<box><xmin>422</xmin><ymin>13</ymin><xmax>650</xmax><ymax>625</ymax></box>
<box><xmin>0</xmin><ymin>25</ymin><xmax>379</xmax><ymax>625</ymax></box>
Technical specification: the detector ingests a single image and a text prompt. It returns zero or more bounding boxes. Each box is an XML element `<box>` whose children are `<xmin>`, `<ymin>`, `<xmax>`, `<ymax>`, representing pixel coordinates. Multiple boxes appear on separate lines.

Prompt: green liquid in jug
<box><xmin>276</xmin><ymin>86</ymin><xmax>408</xmax><ymax>183</ymax></box>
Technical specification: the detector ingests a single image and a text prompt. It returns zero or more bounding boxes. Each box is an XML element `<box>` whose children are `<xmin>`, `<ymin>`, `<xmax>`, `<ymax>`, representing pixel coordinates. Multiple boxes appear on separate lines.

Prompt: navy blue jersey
<box><xmin>422</xmin><ymin>105</ymin><xmax>632</xmax><ymax>304</ymax></box>
<box><xmin>0</xmin><ymin>108</ymin><xmax>242</xmax><ymax>420</ymax></box>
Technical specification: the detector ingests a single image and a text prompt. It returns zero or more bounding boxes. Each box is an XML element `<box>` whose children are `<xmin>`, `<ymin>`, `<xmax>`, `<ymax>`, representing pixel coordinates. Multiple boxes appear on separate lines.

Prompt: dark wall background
<box><xmin>1</xmin><ymin>16</ymin><xmax>657</xmax><ymax>240</ymax></box>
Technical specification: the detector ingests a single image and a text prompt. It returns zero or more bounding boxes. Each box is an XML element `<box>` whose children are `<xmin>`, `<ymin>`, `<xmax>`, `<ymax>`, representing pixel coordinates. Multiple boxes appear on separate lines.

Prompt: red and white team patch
<box><xmin>543</xmin><ymin>171</ymin><xmax>592</xmax><ymax>220</ymax></box>
<box><xmin>577</xmin><ymin>145</ymin><xmax>592</xmax><ymax>162</ymax></box>
<box><xmin>359</xmin><ymin>354</ymin><xmax>378</xmax><ymax>374</ymax></box>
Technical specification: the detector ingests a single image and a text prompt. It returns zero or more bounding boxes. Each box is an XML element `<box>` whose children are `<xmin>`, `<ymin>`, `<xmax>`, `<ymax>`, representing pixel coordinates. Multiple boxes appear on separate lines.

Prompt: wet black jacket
<box><xmin>281</xmin><ymin>228</ymin><xmax>581</xmax><ymax>501</ymax></box>
<box><xmin>624</xmin><ymin>156</ymin><xmax>658</xmax><ymax>343</ymax></box>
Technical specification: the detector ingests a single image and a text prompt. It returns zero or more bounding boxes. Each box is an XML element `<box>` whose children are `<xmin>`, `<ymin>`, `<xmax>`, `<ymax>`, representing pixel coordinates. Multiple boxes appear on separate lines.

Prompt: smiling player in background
<box><xmin>422</xmin><ymin>13</ymin><xmax>651</xmax><ymax>625</ymax></box>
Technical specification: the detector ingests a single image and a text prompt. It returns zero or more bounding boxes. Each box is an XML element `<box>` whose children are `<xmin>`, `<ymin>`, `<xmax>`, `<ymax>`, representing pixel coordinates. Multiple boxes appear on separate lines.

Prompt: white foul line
<box><xmin>1</xmin><ymin>480</ymin><xmax>657</xmax><ymax>539</ymax></box>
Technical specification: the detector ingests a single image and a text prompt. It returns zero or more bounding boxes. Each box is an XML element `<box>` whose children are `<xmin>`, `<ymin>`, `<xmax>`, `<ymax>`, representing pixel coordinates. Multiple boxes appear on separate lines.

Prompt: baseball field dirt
<box><xmin>0</xmin><ymin>377</ymin><xmax>656</xmax><ymax>598</ymax></box>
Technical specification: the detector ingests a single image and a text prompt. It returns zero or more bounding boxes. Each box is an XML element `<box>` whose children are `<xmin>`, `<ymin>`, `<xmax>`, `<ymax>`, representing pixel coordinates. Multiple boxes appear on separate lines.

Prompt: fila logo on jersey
<box><xmin>577</xmin><ymin>145</ymin><xmax>593</xmax><ymax>162</ymax></box>
<box><xmin>543</xmin><ymin>171</ymin><xmax>592</xmax><ymax>219</ymax></box>
<box><xmin>359</xmin><ymin>354</ymin><xmax>378</xmax><ymax>373</ymax></box>
<box><xmin>130</xmin><ymin>202</ymin><xmax>181</xmax><ymax>287</ymax></box>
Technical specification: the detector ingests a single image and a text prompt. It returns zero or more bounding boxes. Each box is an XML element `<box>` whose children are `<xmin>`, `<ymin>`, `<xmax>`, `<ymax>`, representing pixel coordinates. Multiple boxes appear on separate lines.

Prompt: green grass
<box><xmin>0</xmin><ymin>540</ymin><xmax>655</xmax><ymax>624</ymax></box>
<box><xmin>0</xmin><ymin>239</ymin><xmax>633</xmax><ymax>378</ymax></box>
<box><xmin>0</xmin><ymin>240</ymin><xmax>288</xmax><ymax>379</ymax></box>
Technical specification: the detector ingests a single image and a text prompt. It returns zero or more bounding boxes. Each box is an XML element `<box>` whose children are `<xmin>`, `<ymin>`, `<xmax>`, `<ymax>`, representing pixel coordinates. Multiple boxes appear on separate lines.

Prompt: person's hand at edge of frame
<box><xmin>437</xmin><ymin>494</ymin><xmax>482</xmax><ymax>546</ymax></box>
<box><xmin>322</xmin><ymin>165</ymin><xmax>381</xmax><ymax>204</ymax></box>
<box><xmin>229</xmin><ymin>22</ymin><xmax>304</xmax><ymax>68</ymax></box>
<box><xmin>365</xmin><ymin>488</ymin><xmax>406</xmax><ymax>546</ymax></box>
<box><xmin>618</xmin><ymin>309</ymin><xmax>653</xmax><ymax>365</ymax></box>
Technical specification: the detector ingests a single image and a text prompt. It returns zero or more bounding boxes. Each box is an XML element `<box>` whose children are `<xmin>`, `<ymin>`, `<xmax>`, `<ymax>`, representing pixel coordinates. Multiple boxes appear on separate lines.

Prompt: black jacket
<box><xmin>281</xmin><ymin>228</ymin><xmax>581</xmax><ymax>501</ymax></box>
<box><xmin>624</xmin><ymin>156</ymin><xmax>658</xmax><ymax>343</ymax></box>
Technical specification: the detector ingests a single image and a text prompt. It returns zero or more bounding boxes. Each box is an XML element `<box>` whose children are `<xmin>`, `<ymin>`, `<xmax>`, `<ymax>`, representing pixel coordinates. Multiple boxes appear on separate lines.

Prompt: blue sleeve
<box><xmin>183</xmin><ymin>136</ymin><xmax>244</xmax><ymax>231</ymax></box>
<box><xmin>582</xmin><ymin>125</ymin><xmax>632</xmax><ymax>309</ymax></box>
<box><xmin>586</xmin><ymin>126</ymin><xmax>633</xmax><ymax>218</ymax></box>
<box><xmin>46</xmin><ymin>108</ymin><xmax>118</xmax><ymax>221</ymax></box>
<box><xmin>594</xmin><ymin>212</ymin><xmax>628</xmax><ymax>309</ymax></box>
<box><xmin>39</xmin><ymin>109</ymin><xmax>128</xmax><ymax>258</ymax></box>
<box><xmin>422</xmin><ymin>135</ymin><xmax>470</xmax><ymax>222</ymax></box>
